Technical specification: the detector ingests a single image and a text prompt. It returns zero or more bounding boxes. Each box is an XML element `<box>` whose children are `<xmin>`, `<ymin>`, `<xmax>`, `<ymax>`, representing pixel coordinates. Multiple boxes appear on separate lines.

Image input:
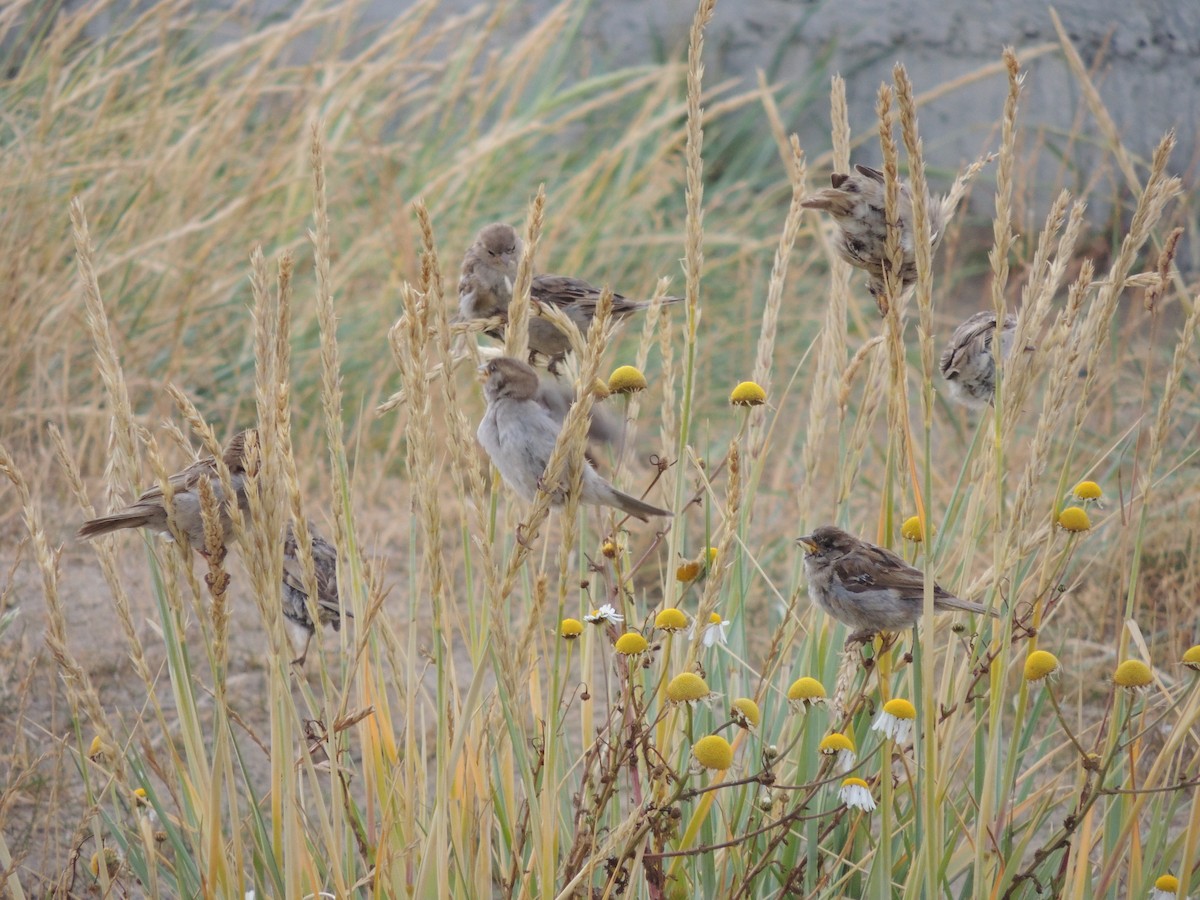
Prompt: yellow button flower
<box><xmin>900</xmin><ymin>515</ymin><xmax>925</xmax><ymax>543</ymax></box>
<box><xmin>666</xmin><ymin>672</ymin><xmax>713</xmax><ymax>705</ymax></box>
<box><xmin>614</xmin><ymin>632</ymin><xmax>649</xmax><ymax>656</ymax></box>
<box><xmin>839</xmin><ymin>777</ymin><xmax>875</xmax><ymax>812</ymax></box>
<box><xmin>693</xmin><ymin>735</ymin><xmax>733</xmax><ymax>770</ymax></box>
<box><xmin>730</xmin><ymin>698</ymin><xmax>760</xmax><ymax>729</ymax></box>
<box><xmin>608</xmin><ymin>365</ymin><xmax>647</xmax><ymax>394</ymax></box>
<box><xmin>818</xmin><ymin>732</ymin><xmax>857</xmax><ymax>772</ymax></box>
<box><xmin>1113</xmin><ymin>659</ymin><xmax>1152</xmax><ymax>691</ymax></box>
<box><xmin>654</xmin><ymin>608</ymin><xmax>689</xmax><ymax>632</ymax></box>
<box><xmin>729</xmin><ymin>381</ymin><xmax>767</xmax><ymax>406</ymax></box>
<box><xmin>560</xmin><ymin>618</ymin><xmax>584</xmax><ymax>639</ymax></box>
<box><xmin>786</xmin><ymin>676</ymin><xmax>826</xmax><ymax>710</ymax></box>
<box><xmin>1182</xmin><ymin>645</ymin><xmax>1200</xmax><ymax>673</ymax></box>
<box><xmin>1023</xmin><ymin>650</ymin><xmax>1060</xmax><ymax>683</ymax></box>
<box><xmin>1057</xmin><ymin>506</ymin><xmax>1091</xmax><ymax>533</ymax></box>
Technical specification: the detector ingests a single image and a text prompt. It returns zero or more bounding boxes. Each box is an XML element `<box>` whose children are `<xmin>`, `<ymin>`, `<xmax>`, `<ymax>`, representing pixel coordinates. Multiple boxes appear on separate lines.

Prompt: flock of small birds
<box><xmin>77</xmin><ymin>163</ymin><xmax>1017</xmax><ymax>662</ymax></box>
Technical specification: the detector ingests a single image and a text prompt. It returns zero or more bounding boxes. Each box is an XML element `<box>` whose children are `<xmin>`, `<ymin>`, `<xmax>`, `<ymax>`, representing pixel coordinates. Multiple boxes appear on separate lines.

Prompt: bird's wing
<box><xmin>833</xmin><ymin>545</ymin><xmax>954</xmax><ymax>603</ymax></box>
<box><xmin>532</xmin><ymin>274</ymin><xmax>640</xmax><ymax>312</ymax></box>
<box><xmin>855</xmin><ymin>164</ymin><xmax>885</xmax><ymax>183</ymax></box>
<box><xmin>941</xmin><ymin>313</ymin><xmax>996</xmax><ymax>374</ymax></box>
<box><xmin>131</xmin><ymin>455</ymin><xmax>218</xmax><ymax>505</ymax></box>
<box><xmin>532</xmin><ymin>274</ymin><xmax>601</xmax><ymax>308</ymax></box>
<box><xmin>283</xmin><ymin>530</ymin><xmax>340</xmax><ymax>606</ymax></box>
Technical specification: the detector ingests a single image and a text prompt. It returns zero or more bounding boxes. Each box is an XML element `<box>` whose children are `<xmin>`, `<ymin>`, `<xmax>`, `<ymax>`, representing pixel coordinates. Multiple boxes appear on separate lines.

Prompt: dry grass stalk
<box><xmin>797</xmin><ymin>76</ymin><xmax>852</xmax><ymax>516</ymax></box>
<box><xmin>748</xmin><ymin>135</ymin><xmax>806</xmax><ymax>461</ymax></box>
<box><xmin>70</xmin><ymin>198</ymin><xmax>140</xmax><ymax>505</ymax></box>
<box><xmin>505</xmin><ymin>187</ymin><xmax>547</xmax><ymax>364</ymax></box>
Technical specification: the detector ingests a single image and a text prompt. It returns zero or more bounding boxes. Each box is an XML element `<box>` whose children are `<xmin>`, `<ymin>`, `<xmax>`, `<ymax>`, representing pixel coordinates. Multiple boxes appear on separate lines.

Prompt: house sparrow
<box><xmin>281</xmin><ymin>524</ymin><xmax>349</xmax><ymax>666</ymax></box>
<box><xmin>476</xmin><ymin>356</ymin><xmax>671</xmax><ymax>521</ymax></box>
<box><xmin>796</xmin><ymin>525</ymin><xmax>997</xmax><ymax>644</ymax></box>
<box><xmin>458</xmin><ymin>223</ymin><xmax>682</xmax><ymax>370</ymax></box>
<box><xmin>78</xmin><ymin>430</ymin><xmax>252</xmax><ymax>555</ymax></box>
<box><xmin>939</xmin><ymin>311</ymin><xmax>1026</xmax><ymax>408</ymax></box>
<box><xmin>458</xmin><ymin>222</ymin><xmax>521</xmax><ymax>324</ymax></box>
<box><xmin>801</xmin><ymin>165</ymin><xmax>946</xmax><ymax>301</ymax></box>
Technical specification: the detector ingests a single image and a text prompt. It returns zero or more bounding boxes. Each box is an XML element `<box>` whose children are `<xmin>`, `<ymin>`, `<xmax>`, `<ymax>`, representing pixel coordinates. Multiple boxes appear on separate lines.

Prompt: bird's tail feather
<box><xmin>608</xmin><ymin>488</ymin><xmax>671</xmax><ymax>522</ymax></box>
<box><xmin>78</xmin><ymin>511</ymin><xmax>153</xmax><ymax>540</ymax></box>
<box><xmin>937</xmin><ymin>595</ymin><xmax>1000</xmax><ymax>617</ymax></box>
<box><xmin>800</xmin><ymin>190</ymin><xmax>856</xmax><ymax>217</ymax></box>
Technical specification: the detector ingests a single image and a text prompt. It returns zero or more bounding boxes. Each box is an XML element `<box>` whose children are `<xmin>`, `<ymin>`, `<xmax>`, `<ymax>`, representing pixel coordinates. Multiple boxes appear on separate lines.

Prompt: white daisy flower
<box><xmin>839</xmin><ymin>777</ymin><xmax>876</xmax><ymax>812</ymax></box>
<box><xmin>584</xmin><ymin>604</ymin><xmax>623</xmax><ymax>625</ymax></box>
<box><xmin>871</xmin><ymin>698</ymin><xmax>916</xmax><ymax>744</ymax></box>
<box><xmin>1150</xmin><ymin>874</ymin><xmax>1186</xmax><ymax>899</ymax></box>
<box><xmin>689</xmin><ymin>611</ymin><xmax>730</xmax><ymax>647</ymax></box>
<box><xmin>818</xmin><ymin>733</ymin><xmax>857</xmax><ymax>773</ymax></box>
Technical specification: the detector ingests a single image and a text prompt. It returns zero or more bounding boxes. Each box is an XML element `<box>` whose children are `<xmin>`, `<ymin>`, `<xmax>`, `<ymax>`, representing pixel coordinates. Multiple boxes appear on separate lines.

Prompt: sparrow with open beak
<box><xmin>797</xmin><ymin>525</ymin><xmax>997</xmax><ymax>644</ymax></box>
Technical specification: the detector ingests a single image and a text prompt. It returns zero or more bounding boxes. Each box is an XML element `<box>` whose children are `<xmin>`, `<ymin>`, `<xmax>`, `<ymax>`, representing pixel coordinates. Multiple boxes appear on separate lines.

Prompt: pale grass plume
<box><xmin>612</xmin><ymin>275</ymin><xmax>672</xmax><ymax>481</ymax></box>
<box><xmin>838</xmin><ymin>339</ymin><xmax>889</xmax><ymax>507</ymax></box>
<box><xmin>875</xmin><ymin>82</ymin><xmax>904</xmax><ymax>315</ymax></box>
<box><xmin>998</xmin><ymin>192</ymin><xmax>1082</xmax><ymax>427</ymax></box>
<box><xmin>893</xmin><ymin>63</ymin><xmax>936</xmax><ymax>424</ymax></box>
<box><xmin>749</xmin><ymin>134</ymin><xmax>805</xmax><ymax>461</ymax></box>
<box><xmin>71</xmin><ymin>197</ymin><xmax>140</xmax><ymax>504</ymax></box>
<box><xmin>999</xmin><ymin>260</ymin><xmax>1094</xmax><ymax>561</ymax></box>
<box><xmin>988</xmin><ymin>49</ymin><xmax>1023</xmax><ymax>340</ymax></box>
<box><xmin>665</xmin><ymin>0</ymin><xmax>716</xmax><ymax>595</ymax></box>
<box><xmin>504</xmin><ymin>186</ymin><xmax>547</xmax><ymax>364</ymax></box>
<box><xmin>797</xmin><ymin>75</ymin><xmax>851</xmax><ymax>515</ymax></box>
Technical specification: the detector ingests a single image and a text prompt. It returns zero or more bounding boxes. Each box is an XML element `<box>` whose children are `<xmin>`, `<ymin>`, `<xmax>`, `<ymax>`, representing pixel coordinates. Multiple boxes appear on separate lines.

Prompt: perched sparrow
<box><xmin>458</xmin><ymin>223</ymin><xmax>681</xmax><ymax>370</ymax></box>
<box><xmin>78</xmin><ymin>431</ymin><xmax>252</xmax><ymax>556</ymax></box>
<box><xmin>458</xmin><ymin>223</ymin><xmax>521</xmax><ymax>323</ymax></box>
<box><xmin>801</xmin><ymin>165</ymin><xmax>946</xmax><ymax>301</ymax></box>
<box><xmin>476</xmin><ymin>356</ymin><xmax>671</xmax><ymax>521</ymax></box>
<box><xmin>527</xmin><ymin>274</ymin><xmax>682</xmax><ymax>366</ymax></box>
<box><xmin>281</xmin><ymin>524</ymin><xmax>349</xmax><ymax>666</ymax></box>
<box><xmin>796</xmin><ymin>525</ymin><xmax>996</xmax><ymax>644</ymax></box>
<box><xmin>940</xmin><ymin>311</ymin><xmax>1027</xmax><ymax>409</ymax></box>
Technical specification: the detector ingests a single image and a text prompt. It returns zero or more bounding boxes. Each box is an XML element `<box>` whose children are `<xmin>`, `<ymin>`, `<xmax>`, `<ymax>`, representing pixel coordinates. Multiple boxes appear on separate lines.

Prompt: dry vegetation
<box><xmin>1</xmin><ymin>0</ymin><xmax>1199</xmax><ymax>897</ymax></box>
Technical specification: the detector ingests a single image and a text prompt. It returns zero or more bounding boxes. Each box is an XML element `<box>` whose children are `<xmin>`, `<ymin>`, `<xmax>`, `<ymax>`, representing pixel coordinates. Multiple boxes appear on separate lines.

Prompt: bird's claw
<box><xmin>845</xmin><ymin>629</ymin><xmax>877</xmax><ymax>648</ymax></box>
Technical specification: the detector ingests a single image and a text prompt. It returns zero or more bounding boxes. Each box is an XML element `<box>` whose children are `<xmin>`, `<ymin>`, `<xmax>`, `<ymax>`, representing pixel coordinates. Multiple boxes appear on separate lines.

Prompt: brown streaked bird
<box><xmin>281</xmin><ymin>524</ymin><xmax>349</xmax><ymax>666</ymax></box>
<box><xmin>476</xmin><ymin>356</ymin><xmax>671</xmax><ymax>521</ymax></box>
<box><xmin>940</xmin><ymin>311</ymin><xmax>1027</xmax><ymax>409</ymax></box>
<box><xmin>78</xmin><ymin>431</ymin><xmax>253</xmax><ymax>555</ymax></box>
<box><xmin>801</xmin><ymin>165</ymin><xmax>948</xmax><ymax>302</ymax></box>
<box><xmin>458</xmin><ymin>223</ymin><xmax>682</xmax><ymax>371</ymax></box>
<box><xmin>458</xmin><ymin>222</ymin><xmax>521</xmax><ymax>325</ymax></box>
<box><xmin>796</xmin><ymin>525</ymin><xmax>997</xmax><ymax>645</ymax></box>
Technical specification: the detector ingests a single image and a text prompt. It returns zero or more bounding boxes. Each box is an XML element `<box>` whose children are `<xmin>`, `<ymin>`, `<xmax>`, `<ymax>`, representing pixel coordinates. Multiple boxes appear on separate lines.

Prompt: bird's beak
<box><xmin>477</xmin><ymin>363</ymin><xmax>491</xmax><ymax>384</ymax></box>
<box><xmin>795</xmin><ymin>536</ymin><xmax>817</xmax><ymax>554</ymax></box>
